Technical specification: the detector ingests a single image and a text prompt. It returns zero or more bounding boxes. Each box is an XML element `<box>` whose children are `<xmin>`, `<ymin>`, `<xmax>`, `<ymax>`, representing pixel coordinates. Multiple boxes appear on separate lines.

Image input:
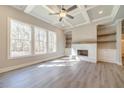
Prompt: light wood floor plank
<box><xmin>0</xmin><ymin>57</ymin><xmax>124</xmax><ymax>88</ymax></box>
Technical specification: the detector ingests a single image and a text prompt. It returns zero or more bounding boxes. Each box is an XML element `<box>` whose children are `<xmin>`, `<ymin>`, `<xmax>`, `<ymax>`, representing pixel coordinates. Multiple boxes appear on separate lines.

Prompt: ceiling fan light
<box><xmin>59</xmin><ymin>12</ymin><xmax>66</xmax><ymax>17</ymax></box>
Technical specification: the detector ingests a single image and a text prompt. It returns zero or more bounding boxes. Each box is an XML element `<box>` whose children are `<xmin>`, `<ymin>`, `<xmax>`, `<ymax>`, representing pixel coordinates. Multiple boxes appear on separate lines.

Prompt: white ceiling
<box><xmin>12</xmin><ymin>5</ymin><xmax>120</xmax><ymax>32</ymax></box>
<box><xmin>87</xmin><ymin>6</ymin><xmax>113</xmax><ymax>20</ymax></box>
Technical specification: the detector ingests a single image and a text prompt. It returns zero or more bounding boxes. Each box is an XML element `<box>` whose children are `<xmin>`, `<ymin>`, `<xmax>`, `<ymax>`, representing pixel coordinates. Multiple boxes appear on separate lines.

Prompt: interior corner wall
<box><xmin>0</xmin><ymin>6</ymin><xmax>65</xmax><ymax>72</ymax></box>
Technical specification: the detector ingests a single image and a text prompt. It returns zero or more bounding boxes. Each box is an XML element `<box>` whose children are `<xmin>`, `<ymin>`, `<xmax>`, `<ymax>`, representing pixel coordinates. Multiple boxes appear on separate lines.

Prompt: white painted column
<box><xmin>116</xmin><ymin>19</ymin><xmax>122</xmax><ymax>65</ymax></box>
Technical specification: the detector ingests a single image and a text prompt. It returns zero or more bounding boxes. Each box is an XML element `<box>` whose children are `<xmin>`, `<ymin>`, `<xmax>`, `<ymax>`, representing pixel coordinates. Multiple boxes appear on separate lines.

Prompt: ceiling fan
<box><xmin>49</xmin><ymin>5</ymin><xmax>77</xmax><ymax>22</ymax></box>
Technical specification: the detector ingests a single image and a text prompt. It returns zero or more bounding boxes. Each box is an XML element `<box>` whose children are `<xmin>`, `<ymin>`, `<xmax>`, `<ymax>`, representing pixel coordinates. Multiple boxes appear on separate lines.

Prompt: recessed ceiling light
<box><xmin>98</xmin><ymin>10</ymin><xmax>103</xmax><ymax>14</ymax></box>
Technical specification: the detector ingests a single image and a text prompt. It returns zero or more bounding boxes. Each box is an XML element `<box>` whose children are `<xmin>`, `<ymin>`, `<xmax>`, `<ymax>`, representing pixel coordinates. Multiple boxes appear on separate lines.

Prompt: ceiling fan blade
<box><xmin>49</xmin><ymin>13</ymin><xmax>59</xmax><ymax>15</ymax></box>
<box><xmin>59</xmin><ymin>17</ymin><xmax>63</xmax><ymax>22</ymax></box>
<box><xmin>66</xmin><ymin>14</ymin><xmax>74</xmax><ymax>19</ymax></box>
<box><xmin>67</xmin><ymin>5</ymin><xmax>77</xmax><ymax>12</ymax></box>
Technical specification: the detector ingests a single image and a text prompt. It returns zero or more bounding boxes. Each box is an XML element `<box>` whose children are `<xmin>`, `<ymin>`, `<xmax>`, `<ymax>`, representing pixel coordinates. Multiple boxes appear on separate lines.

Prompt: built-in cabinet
<box><xmin>97</xmin><ymin>24</ymin><xmax>117</xmax><ymax>63</ymax></box>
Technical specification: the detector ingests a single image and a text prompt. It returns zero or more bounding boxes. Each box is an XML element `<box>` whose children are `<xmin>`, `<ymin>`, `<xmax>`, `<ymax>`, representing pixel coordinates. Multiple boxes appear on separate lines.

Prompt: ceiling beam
<box><xmin>77</xmin><ymin>5</ymin><xmax>91</xmax><ymax>24</ymax></box>
<box><xmin>92</xmin><ymin>16</ymin><xmax>113</xmax><ymax>25</ymax></box>
<box><xmin>42</xmin><ymin>5</ymin><xmax>73</xmax><ymax>27</ymax></box>
<box><xmin>63</xmin><ymin>19</ymin><xmax>73</xmax><ymax>27</ymax></box>
<box><xmin>85</xmin><ymin>5</ymin><xmax>98</xmax><ymax>11</ymax></box>
<box><xmin>111</xmin><ymin>5</ymin><xmax>120</xmax><ymax>21</ymax></box>
<box><xmin>65</xmin><ymin>22</ymin><xmax>88</xmax><ymax>30</ymax></box>
<box><xmin>24</xmin><ymin>5</ymin><xmax>36</xmax><ymax>13</ymax></box>
<box><xmin>42</xmin><ymin>5</ymin><xmax>55</xmax><ymax>13</ymax></box>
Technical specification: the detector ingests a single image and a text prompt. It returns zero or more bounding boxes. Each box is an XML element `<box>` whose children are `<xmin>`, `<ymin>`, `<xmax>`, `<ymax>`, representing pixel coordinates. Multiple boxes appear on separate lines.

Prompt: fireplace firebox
<box><xmin>77</xmin><ymin>50</ymin><xmax>88</xmax><ymax>56</ymax></box>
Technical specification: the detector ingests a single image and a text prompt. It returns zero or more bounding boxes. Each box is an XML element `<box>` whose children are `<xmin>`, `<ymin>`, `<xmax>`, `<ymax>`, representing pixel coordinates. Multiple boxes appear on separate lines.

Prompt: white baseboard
<box><xmin>0</xmin><ymin>54</ymin><xmax>64</xmax><ymax>73</ymax></box>
<box><xmin>98</xmin><ymin>59</ymin><xmax>116</xmax><ymax>64</ymax></box>
<box><xmin>97</xmin><ymin>59</ymin><xmax>122</xmax><ymax>65</ymax></box>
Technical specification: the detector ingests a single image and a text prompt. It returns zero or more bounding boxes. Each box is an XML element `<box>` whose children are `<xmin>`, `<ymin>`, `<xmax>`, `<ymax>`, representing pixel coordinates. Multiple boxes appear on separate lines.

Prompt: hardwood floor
<box><xmin>0</xmin><ymin>57</ymin><xmax>124</xmax><ymax>88</ymax></box>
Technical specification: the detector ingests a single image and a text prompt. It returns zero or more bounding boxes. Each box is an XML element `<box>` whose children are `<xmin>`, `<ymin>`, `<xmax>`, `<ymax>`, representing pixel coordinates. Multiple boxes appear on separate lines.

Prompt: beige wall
<box><xmin>71</xmin><ymin>24</ymin><xmax>97</xmax><ymax>43</ymax></box>
<box><xmin>0</xmin><ymin>6</ymin><xmax>65</xmax><ymax>70</ymax></box>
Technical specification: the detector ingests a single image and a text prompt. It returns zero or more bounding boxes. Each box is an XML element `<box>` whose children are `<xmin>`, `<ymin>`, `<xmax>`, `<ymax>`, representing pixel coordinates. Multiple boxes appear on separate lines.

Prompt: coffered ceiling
<box><xmin>12</xmin><ymin>5</ymin><xmax>120</xmax><ymax>31</ymax></box>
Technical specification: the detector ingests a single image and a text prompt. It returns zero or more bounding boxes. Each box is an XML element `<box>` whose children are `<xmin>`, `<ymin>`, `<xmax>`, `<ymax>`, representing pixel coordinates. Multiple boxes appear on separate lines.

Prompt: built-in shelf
<box><xmin>97</xmin><ymin>25</ymin><xmax>116</xmax><ymax>44</ymax></box>
<box><xmin>97</xmin><ymin>40</ymin><xmax>116</xmax><ymax>43</ymax></box>
<box><xmin>97</xmin><ymin>32</ymin><xmax>116</xmax><ymax>37</ymax></box>
<box><xmin>65</xmin><ymin>32</ymin><xmax>72</xmax><ymax>48</ymax></box>
<box><xmin>66</xmin><ymin>38</ymin><xmax>72</xmax><ymax>40</ymax></box>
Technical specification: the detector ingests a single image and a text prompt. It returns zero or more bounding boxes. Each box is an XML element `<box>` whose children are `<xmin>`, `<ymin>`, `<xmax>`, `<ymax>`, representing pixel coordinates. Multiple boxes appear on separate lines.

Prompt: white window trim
<box><xmin>8</xmin><ymin>18</ymin><xmax>33</xmax><ymax>59</ymax></box>
<box><xmin>48</xmin><ymin>31</ymin><xmax>57</xmax><ymax>53</ymax></box>
<box><xmin>8</xmin><ymin>17</ymin><xmax>57</xmax><ymax>59</ymax></box>
<box><xmin>34</xmin><ymin>26</ymin><xmax>48</xmax><ymax>55</ymax></box>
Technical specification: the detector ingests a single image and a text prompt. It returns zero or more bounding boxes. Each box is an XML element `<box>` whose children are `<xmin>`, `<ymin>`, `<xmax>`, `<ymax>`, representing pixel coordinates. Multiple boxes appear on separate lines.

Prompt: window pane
<box><xmin>35</xmin><ymin>27</ymin><xmax>47</xmax><ymax>54</ymax></box>
<box><xmin>48</xmin><ymin>31</ymin><xmax>56</xmax><ymax>53</ymax></box>
<box><xmin>10</xmin><ymin>19</ymin><xmax>32</xmax><ymax>58</ymax></box>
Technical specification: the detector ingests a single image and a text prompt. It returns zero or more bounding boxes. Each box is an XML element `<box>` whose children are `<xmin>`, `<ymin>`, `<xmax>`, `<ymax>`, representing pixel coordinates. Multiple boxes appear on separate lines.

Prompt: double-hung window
<box><xmin>9</xmin><ymin>19</ymin><xmax>32</xmax><ymax>58</ymax></box>
<box><xmin>9</xmin><ymin>19</ymin><xmax>57</xmax><ymax>59</ymax></box>
<box><xmin>48</xmin><ymin>31</ymin><xmax>56</xmax><ymax>53</ymax></box>
<box><xmin>34</xmin><ymin>27</ymin><xmax>47</xmax><ymax>54</ymax></box>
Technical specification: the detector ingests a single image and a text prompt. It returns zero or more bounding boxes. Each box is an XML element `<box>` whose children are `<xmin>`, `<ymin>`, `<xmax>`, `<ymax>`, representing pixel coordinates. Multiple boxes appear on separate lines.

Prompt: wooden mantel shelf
<box><xmin>72</xmin><ymin>41</ymin><xmax>97</xmax><ymax>44</ymax></box>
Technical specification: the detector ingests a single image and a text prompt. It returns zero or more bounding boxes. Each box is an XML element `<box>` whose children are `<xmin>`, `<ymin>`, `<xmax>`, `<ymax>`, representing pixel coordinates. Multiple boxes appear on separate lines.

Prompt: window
<box><xmin>9</xmin><ymin>19</ymin><xmax>32</xmax><ymax>58</ymax></box>
<box><xmin>35</xmin><ymin>27</ymin><xmax>47</xmax><ymax>54</ymax></box>
<box><xmin>9</xmin><ymin>18</ymin><xmax>57</xmax><ymax>59</ymax></box>
<box><xmin>48</xmin><ymin>31</ymin><xmax>56</xmax><ymax>53</ymax></box>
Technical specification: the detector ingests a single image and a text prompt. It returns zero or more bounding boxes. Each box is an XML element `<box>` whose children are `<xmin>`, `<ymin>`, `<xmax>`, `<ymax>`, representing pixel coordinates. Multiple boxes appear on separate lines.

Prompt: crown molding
<box><xmin>24</xmin><ymin>5</ymin><xmax>36</xmax><ymax>13</ymax></box>
<box><xmin>111</xmin><ymin>5</ymin><xmax>120</xmax><ymax>21</ymax></box>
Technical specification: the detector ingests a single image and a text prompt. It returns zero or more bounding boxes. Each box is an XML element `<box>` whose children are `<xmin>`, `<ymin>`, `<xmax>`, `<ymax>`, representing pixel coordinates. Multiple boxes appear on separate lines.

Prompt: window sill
<box><xmin>8</xmin><ymin>52</ymin><xmax>57</xmax><ymax>60</ymax></box>
<box><xmin>8</xmin><ymin>54</ymin><xmax>33</xmax><ymax>60</ymax></box>
<box><xmin>48</xmin><ymin>51</ymin><xmax>57</xmax><ymax>54</ymax></box>
<box><xmin>33</xmin><ymin>52</ymin><xmax>57</xmax><ymax>56</ymax></box>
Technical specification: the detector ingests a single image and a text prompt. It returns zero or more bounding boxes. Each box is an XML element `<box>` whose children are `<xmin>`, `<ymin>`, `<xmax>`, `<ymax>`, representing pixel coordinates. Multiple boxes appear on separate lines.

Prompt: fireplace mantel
<box><xmin>72</xmin><ymin>41</ymin><xmax>97</xmax><ymax>44</ymax></box>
